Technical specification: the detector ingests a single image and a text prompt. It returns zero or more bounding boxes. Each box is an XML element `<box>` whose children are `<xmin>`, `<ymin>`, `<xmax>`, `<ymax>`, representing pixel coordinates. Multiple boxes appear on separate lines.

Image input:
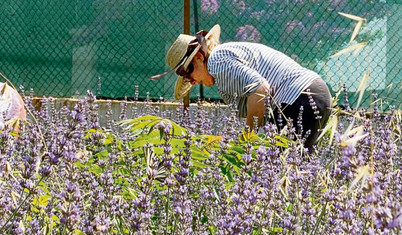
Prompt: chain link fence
<box><xmin>0</xmin><ymin>0</ymin><xmax>400</xmax><ymax>108</ymax></box>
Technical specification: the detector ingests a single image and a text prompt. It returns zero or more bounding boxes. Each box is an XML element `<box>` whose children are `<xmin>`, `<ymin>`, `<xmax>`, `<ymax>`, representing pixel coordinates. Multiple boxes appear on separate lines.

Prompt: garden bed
<box><xmin>0</xmin><ymin>91</ymin><xmax>401</xmax><ymax>234</ymax></box>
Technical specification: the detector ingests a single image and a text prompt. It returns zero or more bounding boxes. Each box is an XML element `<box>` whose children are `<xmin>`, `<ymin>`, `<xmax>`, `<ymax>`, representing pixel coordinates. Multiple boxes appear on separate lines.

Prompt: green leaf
<box><xmin>130</xmin><ymin>138</ymin><xmax>164</xmax><ymax>149</ymax></box>
<box><xmin>130</xmin><ymin>131</ymin><xmax>164</xmax><ymax>149</ymax></box>
<box><xmin>239</xmin><ymin>130</ymin><xmax>260</xmax><ymax>143</ymax></box>
<box><xmin>38</xmin><ymin>181</ymin><xmax>50</xmax><ymax>194</ymax></box>
<box><xmin>120</xmin><ymin>116</ymin><xmax>161</xmax><ymax>133</ymax></box>
<box><xmin>84</xmin><ymin>129</ymin><xmax>104</xmax><ymax>139</ymax></box>
<box><xmin>52</xmin><ymin>215</ymin><xmax>60</xmax><ymax>226</ymax></box>
<box><xmin>228</xmin><ymin>146</ymin><xmax>246</xmax><ymax>155</ymax></box>
<box><xmin>75</xmin><ymin>161</ymin><xmax>85</xmax><ymax>170</ymax></box>
<box><xmin>197</xmin><ymin>135</ymin><xmax>222</xmax><ymax>148</ymax></box>
<box><xmin>191</xmin><ymin>160</ymin><xmax>208</xmax><ymax>169</ymax></box>
<box><xmin>220</xmin><ymin>165</ymin><xmax>235</xmax><ymax>182</ymax></box>
<box><xmin>220</xmin><ymin>154</ymin><xmax>242</xmax><ymax>175</ymax></box>
<box><xmin>191</xmin><ymin>146</ymin><xmax>209</xmax><ymax>161</ymax></box>
<box><xmin>171</xmin><ymin>122</ymin><xmax>187</xmax><ymax>136</ymax></box>
<box><xmin>120</xmin><ymin>115</ymin><xmax>160</xmax><ymax>126</ymax></box>
<box><xmin>122</xmin><ymin>188</ymin><xmax>137</xmax><ymax>200</ymax></box>
<box><xmin>131</xmin><ymin>148</ymin><xmax>144</xmax><ymax>156</ymax></box>
<box><xmin>221</xmin><ymin>154</ymin><xmax>244</xmax><ymax>168</ymax></box>
<box><xmin>153</xmin><ymin>147</ymin><xmax>164</xmax><ymax>155</ymax></box>
<box><xmin>75</xmin><ymin>229</ymin><xmax>86</xmax><ymax>235</ymax></box>
<box><xmin>96</xmin><ymin>149</ymin><xmax>109</xmax><ymax>158</ymax></box>
<box><xmin>114</xmin><ymin>176</ymin><xmax>130</xmax><ymax>186</ymax></box>
<box><xmin>32</xmin><ymin>195</ymin><xmax>51</xmax><ymax>207</ymax></box>
<box><xmin>274</xmin><ymin>135</ymin><xmax>289</xmax><ymax>148</ymax></box>
<box><xmin>120</xmin><ymin>115</ymin><xmax>187</xmax><ymax>137</ymax></box>
<box><xmin>208</xmin><ymin>226</ymin><xmax>218</xmax><ymax>234</ymax></box>
<box><xmin>272</xmin><ymin>227</ymin><xmax>283</xmax><ymax>233</ymax></box>
<box><xmin>286</xmin><ymin>203</ymin><xmax>293</xmax><ymax>212</ymax></box>
<box><xmin>113</xmin><ymin>167</ymin><xmax>130</xmax><ymax>175</ymax></box>
<box><xmin>170</xmin><ymin>139</ymin><xmax>186</xmax><ymax>148</ymax></box>
<box><xmin>201</xmin><ymin>216</ymin><xmax>208</xmax><ymax>224</ymax></box>
<box><xmin>89</xmin><ymin>164</ymin><xmax>103</xmax><ymax>175</ymax></box>
<box><xmin>103</xmin><ymin>134</ymin><xmax>114</xmax><ymax>145</ymax></box>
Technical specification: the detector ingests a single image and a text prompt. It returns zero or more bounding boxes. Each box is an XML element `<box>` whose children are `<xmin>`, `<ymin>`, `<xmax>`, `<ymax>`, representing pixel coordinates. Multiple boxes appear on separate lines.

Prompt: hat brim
<box><xmin>174</xmin><ymin>24</ymin><xmax>221</xmax><ymax>100</ymax></box>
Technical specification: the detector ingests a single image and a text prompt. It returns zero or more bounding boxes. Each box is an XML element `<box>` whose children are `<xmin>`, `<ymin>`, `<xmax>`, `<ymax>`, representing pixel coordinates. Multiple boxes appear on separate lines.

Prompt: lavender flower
<box><xmin>201</xmin><ymin>0</ymin><xmax>219</xmax><ymax>15</ymax></box>
<box><xmin>235</xmin><ymin>25</ymin><xmax>261</xmax><ymax>43</ymax></box>
<box><xmin>0</xmin><ymin>87</ymin><xmax>400</xmax><ymax>234</ymax></box>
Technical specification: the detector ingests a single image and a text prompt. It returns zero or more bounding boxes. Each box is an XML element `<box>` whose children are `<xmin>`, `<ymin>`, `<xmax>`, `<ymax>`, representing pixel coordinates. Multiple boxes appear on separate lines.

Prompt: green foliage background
<box><xmin>0</xmin><ymin>0</ymin><xmax>400</xmax><ymax>108</ymax></box>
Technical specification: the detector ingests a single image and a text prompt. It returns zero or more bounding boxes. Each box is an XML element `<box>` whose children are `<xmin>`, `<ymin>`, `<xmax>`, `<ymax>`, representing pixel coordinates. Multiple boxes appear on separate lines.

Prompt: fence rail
<box><xmin>0</xmin><ymin>0</ymin><xmax>400</xmax><ymax>109</ymax></box>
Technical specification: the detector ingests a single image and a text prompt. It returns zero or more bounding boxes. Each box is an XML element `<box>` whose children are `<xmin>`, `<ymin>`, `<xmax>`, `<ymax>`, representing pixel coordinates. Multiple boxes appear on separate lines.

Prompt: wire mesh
<box><xmin>0</xmin><ymin>0</ymin><xmax>400</xmax><ymax>109</ymax></box>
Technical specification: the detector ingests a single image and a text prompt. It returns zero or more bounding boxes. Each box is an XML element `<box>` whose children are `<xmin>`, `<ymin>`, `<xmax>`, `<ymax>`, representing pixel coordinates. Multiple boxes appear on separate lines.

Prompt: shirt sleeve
<box><xmin>208</xmin><ymin>50</ymin><xmax>266</xmax><ymax>117</ymax></box>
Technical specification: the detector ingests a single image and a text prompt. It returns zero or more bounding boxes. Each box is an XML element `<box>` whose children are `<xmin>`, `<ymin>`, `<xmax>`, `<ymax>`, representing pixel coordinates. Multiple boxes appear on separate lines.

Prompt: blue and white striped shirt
<box><xmin>208</xmin><ymin>42</ymin><xmax>320</xmax><ymax>117</ymax></box>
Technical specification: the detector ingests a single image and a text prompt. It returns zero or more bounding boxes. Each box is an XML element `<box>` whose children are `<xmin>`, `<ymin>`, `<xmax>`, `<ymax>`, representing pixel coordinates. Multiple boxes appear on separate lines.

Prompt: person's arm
<box><xmin>208</xmin><ymin>47</ymin><xmax>269</xmax><ymax>120</ymax></box>
<box><xmin>246</xmin><ymin>81</ymin><xmax>270</xmax><ymax>129</ymax></box>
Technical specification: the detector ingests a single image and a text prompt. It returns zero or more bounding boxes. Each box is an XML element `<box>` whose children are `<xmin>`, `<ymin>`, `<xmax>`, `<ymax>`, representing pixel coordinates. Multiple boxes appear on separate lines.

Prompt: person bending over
<box><xmin>155</xmin><ymin>24</ymin><xmax>332</xmax><ymax>149</ymax></box>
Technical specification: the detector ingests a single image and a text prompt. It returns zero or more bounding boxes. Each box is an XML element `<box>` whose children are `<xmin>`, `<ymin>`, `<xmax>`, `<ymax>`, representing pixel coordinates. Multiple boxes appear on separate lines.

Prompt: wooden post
<box><xmin>192</xmin><ymin>0</ymin><xmax>203</xmax><ymax>100</ymax></box>
<box><xmin>183</xmin><ymin>0</ymin><xmax>190</xmax><ymax>110</ymax></box>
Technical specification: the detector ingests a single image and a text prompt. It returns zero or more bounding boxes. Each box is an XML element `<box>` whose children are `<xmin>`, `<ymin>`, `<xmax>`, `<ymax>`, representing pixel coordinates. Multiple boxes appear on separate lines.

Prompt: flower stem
<box><xmin>310</xmin><ymin>200</ymin><xmax>328</xmax><ymax>235</ymax></box>
<box><xmin>0</xmin><ymin>176</ymin><xmax>46</xmax><ymax>234</ymax></box>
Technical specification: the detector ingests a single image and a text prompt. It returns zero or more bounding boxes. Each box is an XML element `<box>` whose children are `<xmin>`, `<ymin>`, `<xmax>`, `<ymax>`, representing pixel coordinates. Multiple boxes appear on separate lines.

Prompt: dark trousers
<box><xmin>268</xmin><ymin>78</ymin><xmax>332</xmax><ymax>149</ymax></box>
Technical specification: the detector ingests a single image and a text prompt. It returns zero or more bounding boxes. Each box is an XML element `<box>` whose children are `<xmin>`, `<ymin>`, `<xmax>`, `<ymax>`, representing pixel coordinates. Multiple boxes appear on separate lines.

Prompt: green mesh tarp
<box><xmin>0</xmin><ymin>0</ymin><xmax>400</xmax><ymax>108</ymax></box>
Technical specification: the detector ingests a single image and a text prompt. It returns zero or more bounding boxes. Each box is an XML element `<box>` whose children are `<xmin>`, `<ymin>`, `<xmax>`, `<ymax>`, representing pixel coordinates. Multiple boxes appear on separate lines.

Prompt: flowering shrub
<box><xmin>235</xmin><ymin>25</ymin><xmax>261</xmax><ymax>43</ymax></box>
<box><xmin>201</xmin><ymin>0</ymin><xmax>220</xmax><ymax>15</ymax></box>
<box><xmin>0</xmin><ymin>90</ymin><xmax>401</xmax><ymax>234</ymax></box>
<box><xmin>201</xmin><ymin>0</ymin><xmax>386</xmax><ymax>67</ymax></box>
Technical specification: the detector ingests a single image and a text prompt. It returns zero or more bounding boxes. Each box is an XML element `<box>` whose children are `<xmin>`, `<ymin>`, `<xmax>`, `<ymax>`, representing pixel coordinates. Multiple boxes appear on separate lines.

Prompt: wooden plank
<box><xmin>183</xmin><ymin>0</ymin><xmax>190</xmax><ymax>110</ymax></box>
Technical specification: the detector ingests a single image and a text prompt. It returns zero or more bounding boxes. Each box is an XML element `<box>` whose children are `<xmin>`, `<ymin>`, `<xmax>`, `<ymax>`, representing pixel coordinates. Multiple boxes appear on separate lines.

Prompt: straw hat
<box><xmin>166</xmin><ymin>24</ymin><xmax>221</xmax><ymax>100</ymax></box>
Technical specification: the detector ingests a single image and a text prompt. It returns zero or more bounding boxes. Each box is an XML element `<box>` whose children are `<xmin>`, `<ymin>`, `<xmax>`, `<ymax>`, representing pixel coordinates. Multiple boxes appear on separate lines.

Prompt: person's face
<box><xmin>187</xmin><ymin>52</ymin><xmax>214</xmax><ymax>87</ymax></box>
